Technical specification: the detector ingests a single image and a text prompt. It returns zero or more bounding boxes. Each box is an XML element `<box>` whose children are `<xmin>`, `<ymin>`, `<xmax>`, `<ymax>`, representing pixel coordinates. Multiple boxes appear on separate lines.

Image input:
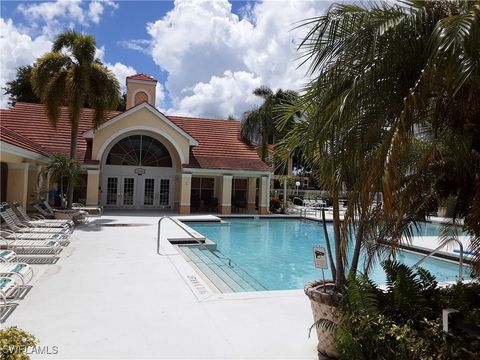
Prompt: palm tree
<box><xmin>31</xmin><ymin>30</ymin><xmax>120</xmax><ymax>208</ymax></box>
<box><xmin>279</xmin><ymin>0</ymin><xmax>480</xmax><ymax>286</ymax></box>
<box><xmin>45</xmin><ymin>154</ymin><xmax>81</xmax><ymax>209</ymax></box>
<box><xmin>240</xmin><ymin>86</ymin><xmax>298</xmax><ymax>162</ymax></box>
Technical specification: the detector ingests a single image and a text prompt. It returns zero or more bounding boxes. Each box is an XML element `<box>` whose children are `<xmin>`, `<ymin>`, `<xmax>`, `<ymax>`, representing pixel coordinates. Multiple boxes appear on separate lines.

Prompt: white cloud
<box><xmin>89</xmin><ymin>1</ymin><xmax>118</xmax><ymax>24</ymax></box>
<box><xmin>173</xmin><ymin>70</ymin><xmax>262</xmax><ymax>117</ymax></box>
<box><xmin>145</xmin><ymin>0</ymin><xmax>330</xmax><ymax>118</ymax></box>
<box><xmin>17</xmin><ymin>0</ymin><xmax>117</xmax><ymax>32</ymax></box>
<box><xmin>0</xmin><ymin>18</ymin><xmax>51</xmax><ymax>107</ymax></box>
<box><xmin>0</xmin><ymin>19</ymin><xmax>140</xmax><ymax>110</ymax></box>
<box><xmin>105</xmin><ymin>62</ymin><xmax>136</xmax><ymax>93</ymax></box>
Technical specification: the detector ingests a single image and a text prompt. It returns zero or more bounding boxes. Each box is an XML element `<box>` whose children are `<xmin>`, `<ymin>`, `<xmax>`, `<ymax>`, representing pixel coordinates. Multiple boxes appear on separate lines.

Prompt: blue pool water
<box><xmin>186</xmin><ymin>218</ymin><xmax>470</xmax><ymax>291</ymax></box>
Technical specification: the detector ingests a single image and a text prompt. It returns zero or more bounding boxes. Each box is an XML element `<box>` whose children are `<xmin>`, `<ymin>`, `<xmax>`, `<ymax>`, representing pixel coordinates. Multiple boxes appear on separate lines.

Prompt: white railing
<box><xmin>413</xmin><ymin>238</ymin><xmax>464</xmax><ymax>280</ymax></box>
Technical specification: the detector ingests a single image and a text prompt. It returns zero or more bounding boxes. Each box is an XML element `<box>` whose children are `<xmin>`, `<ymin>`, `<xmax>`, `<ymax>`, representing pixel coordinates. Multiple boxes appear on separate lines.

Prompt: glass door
<box><xmin>158</xmin><ymin>179</ymin><xmax>170</xmax><ymax>207</ymax></box>
<box><xmin>143</xmin><ymin>178</ymin><xmax>156</xmax><ymax>206</ymax></box>
<box><xmin>106</xmin><ymin>177</ymin><xmax>119</xmax><ymax>205</ymax></box>
<box><xmin>121</xmin><ymin>177</ymin><xmax>136</xmax><ymax>206</ymax></box>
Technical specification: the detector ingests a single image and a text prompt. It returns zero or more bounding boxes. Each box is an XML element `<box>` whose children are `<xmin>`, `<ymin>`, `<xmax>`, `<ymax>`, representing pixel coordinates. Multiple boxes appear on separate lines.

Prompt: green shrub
<box><xmin>0</xmin><ymin>327</ymin><xmax>37</xmax><ymax>360</ymax></box>
<box><xmin>335</xmin><ymin>261</ymin><xmax>479</xmax><ymax>359</ymax></box>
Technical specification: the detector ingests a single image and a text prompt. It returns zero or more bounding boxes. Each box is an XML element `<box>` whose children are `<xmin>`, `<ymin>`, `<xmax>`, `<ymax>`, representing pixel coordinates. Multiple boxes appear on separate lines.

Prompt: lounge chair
<box><xmin>0</xmin><ymin>205</ymin><xmax>71</xmax><ymax>239</ymax></box>
<box><xmin>0</xmin><ymin>262</ymin><xmax>34</xmax><ymax>286</ymax></box>
<box><xmin>0</xmin><ymin>250</ymin><xmax>16</xmax><ymax>263</ymax></box>
<box><xmin>35</xmin><ymin>201</ymin><xmax>86</xmax><ymax>224</ymax></box>
<box><xmin>72</xmin><ymin>202</ymin><xmax>103</xmax><ymax>217</ymax></box>
<box><xmin>4</xmin><ymin>202</ymin><xmax>72</xmax><ymax>231</ymax></box>
<box><xmin>12</xmin><ymin>201</ymin><xmax>74</xmax><ymax>228</ymax></box>
<box><xmin>0</xmin><ymin>277</ymin><xmax>19</xmax><ymax>316</ymax></box>
<box><xmin>1</xmin><ymin>230</ymin><xmax>62</xmax><ymax>255</ymax></box>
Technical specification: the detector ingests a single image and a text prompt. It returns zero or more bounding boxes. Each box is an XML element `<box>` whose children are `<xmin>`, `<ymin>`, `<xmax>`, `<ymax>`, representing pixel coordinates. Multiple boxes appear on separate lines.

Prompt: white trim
<box><xmin>130</xmin><ymin>88</ymin><xmax>152</xmax><ymax>107</ymax></box>
<box><xmin>179</xmin><ymin>202</ymin><xmax>191</xmax><ymax>206</ymax></box>
<box><xmin>0</xmin><ymin>141</ymin><xmax>50</xmax><ymax>162</ymax></box>
<box><xmin>127</xmin><ymin>78</ymin><xmax>157</xmax><ymax>86</ymax></box>
<box><xmin>83</xmin><ymin>102</ymin><xmax>198</xmax><ymax>146</ymax></box>
<box><xmin>87</xmin><ymin>169</ymin><xmax>100</xmax><ymax>176</ymax></box>
<box><xmin>96</xmin><ymin>126</ymin><xmax>188</xmax><ymax>164</ymax></box>
<box><xmin>183</xmin><ymin>168</ymin><xmax>271</xmax><ymax>176</ymax></box>
<box><xmin>7</xmin><ymin>162</ymin><xmax>30</xmax><ymax>170</ymax></box>
<box><xmin>81</xmin><ymin>164</ymin><xmax>100</xmax><ymax>170</ymax></box>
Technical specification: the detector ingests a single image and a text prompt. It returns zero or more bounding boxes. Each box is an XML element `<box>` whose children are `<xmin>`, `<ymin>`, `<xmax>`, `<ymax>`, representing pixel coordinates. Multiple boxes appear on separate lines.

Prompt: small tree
<box><xmin>45</xmin><ymin>154</ymin><xmax>81</xmax><ymax>209</ymax></box>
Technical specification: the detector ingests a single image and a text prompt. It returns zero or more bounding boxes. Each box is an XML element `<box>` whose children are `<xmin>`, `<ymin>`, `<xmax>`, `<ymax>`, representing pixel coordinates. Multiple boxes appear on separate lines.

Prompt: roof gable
<box><xmin>84</xmin><ymin>102</ymin><xmax>198</xmax><ymax>146</ymax></box>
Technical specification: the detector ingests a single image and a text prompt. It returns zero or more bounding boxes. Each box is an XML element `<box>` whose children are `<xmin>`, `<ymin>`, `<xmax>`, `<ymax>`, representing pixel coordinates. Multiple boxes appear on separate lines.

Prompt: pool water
<box><xmin>186</xmin><ymin>218</ymin><xmax>469</xmax><ymax>291</ymax></box>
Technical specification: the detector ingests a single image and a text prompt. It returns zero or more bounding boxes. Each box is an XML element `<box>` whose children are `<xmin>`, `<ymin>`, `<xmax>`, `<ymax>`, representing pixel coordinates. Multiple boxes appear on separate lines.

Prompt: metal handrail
<box><xmin>413</xmin><ymin>238</ymin><xmax>464</xmax><ymax>280</ymax></box>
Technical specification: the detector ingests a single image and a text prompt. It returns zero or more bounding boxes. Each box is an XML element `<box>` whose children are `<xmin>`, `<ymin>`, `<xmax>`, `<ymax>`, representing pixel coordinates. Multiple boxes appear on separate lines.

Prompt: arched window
<box><xmin>106</xmin><ymin>135</ymin><xmax>172</xmax><ymax>167</ymax></box>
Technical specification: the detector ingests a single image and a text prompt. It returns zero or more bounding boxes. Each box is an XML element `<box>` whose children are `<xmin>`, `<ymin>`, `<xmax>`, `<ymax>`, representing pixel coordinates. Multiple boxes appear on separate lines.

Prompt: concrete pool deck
<box><xmin>3</xmin><ymin>213</ymin><xmax>318</xmax><ymax>359</ymax></box>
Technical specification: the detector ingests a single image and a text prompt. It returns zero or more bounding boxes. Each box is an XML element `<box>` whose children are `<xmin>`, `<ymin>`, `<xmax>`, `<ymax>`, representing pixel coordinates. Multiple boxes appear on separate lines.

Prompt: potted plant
<box><xmin>45</xmin><ymin>154</ymin><xmax>84</xmax><ymax>222</ymax></box>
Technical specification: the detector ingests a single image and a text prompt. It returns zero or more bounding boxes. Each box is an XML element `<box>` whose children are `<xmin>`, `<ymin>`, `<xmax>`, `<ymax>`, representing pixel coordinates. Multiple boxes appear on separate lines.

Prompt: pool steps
<box><xmin>178</xmin><ymin>245</ymin><xmax>267</xmax><ymax>293</ymax></box>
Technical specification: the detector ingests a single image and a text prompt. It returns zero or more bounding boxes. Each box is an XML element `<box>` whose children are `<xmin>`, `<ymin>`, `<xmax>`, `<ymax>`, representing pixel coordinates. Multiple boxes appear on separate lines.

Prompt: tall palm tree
<box><xmin>31</xmin><ymin>30</ymin><xmax>120</xmax><ymax>208</ymax></box>
<box><xmin>279</xmin><ymin>0</ymin><xmax>480</xmax><ymax>286</ymax></box>
<box><xmin>240</xmin><ymin>86</ymin><xmax>298</xmax><ymax>162</ymax></box>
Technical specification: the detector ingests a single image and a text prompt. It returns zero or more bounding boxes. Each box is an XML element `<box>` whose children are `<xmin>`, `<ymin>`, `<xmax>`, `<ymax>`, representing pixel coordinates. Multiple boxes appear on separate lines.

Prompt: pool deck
<box><xmin>3</xmin><ymin>213</ymin><xmax>318</xmax><ymax>359</ymax></box>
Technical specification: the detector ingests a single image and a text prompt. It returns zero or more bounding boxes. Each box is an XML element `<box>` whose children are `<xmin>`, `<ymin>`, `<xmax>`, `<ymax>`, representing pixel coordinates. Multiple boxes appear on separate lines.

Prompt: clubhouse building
<box><xmin>0</xmin><ymin>74</ymin><xmax>272</xmax><ymax>214</ymax></box>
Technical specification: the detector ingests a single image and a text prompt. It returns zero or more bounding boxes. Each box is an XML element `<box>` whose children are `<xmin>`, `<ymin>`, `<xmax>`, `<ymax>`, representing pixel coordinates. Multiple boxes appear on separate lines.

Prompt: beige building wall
<box><xmin>126</xmin><ymin>80</ymin><xmax>156</xmax><ymax>109</ymax></box>
<box><xmin>247</xmin><ymin>177</ymin><xmax>257</xmax><ymax>212</ymax></box>
<box><xmin>218</xmin><ymin>175</ymin><xmax>233</xmax><ymax>214</ymax></box>
<box><xmin>86</xmin><ymin>170</ymin><xmax>100</xmax><ymax>205</ymax></box>
<box><xmin>178</xmin><ymin>173</ymin><xmax>191</xmax><ymax>214</ymax></box>
<box><xmin>92</xmin><ymin>107</ymin><xmax>190</xmax><ymax>167</ymax></box>
<box><xmin>6</xmin><ymin>163</ymin><xmax>29</xmax><ymax>207</ymax></box>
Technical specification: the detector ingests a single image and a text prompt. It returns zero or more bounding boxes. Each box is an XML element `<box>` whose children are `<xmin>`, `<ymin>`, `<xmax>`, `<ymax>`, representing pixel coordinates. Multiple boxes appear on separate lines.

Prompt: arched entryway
<box><xmin>100</xmin><ymin>134</ymin><xmax>177</xmax><ymax>208</ymax></box>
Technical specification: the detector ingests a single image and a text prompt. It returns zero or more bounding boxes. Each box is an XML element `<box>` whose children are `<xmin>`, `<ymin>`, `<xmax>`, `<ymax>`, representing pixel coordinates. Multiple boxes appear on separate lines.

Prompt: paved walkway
<box><xmin>4</xmin><ymin>213</ymin><xmax>317</xmax><ymax>359</ymax></box>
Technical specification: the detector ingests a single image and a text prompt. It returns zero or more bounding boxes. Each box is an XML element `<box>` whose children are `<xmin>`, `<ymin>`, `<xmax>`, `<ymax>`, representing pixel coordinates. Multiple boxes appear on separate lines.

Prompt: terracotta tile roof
<box><xmin>0</xmin><ymin>123</ymin><xmax>51</xmax><ymax>157</ymax></box>
<box><xmin>168</xmin><ymin>115</ymin><xmax>270</xmax><ymax>171</ymax></box>
<box><xmin>126</xmin><ymin>73</ymin><xmax>157</xmax><ymax>82</ymax></box>
<box><xmin>0</xmin><ymin>102</ymin><xmax>120</xmax><ymax>161</ymax></box>
<box><xmin>0</xmin><ymin>102</ymin><xmax>270</xmax><ymax>172</ymax></box>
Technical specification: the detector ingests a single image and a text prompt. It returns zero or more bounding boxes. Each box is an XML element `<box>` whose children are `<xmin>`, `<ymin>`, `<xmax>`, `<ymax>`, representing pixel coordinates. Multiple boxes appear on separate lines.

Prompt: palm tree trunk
<box><xmin>348</xmin><ymin>214</ymin><xmax>364</xmax><ymax>278</ymax></box>
<box><xmin>67</xmin><ymin>123</ymin><xmax>79</xmax><ymax>209</ymax></box>
<box><xmin>332</xmin><ymin>187</ymin><xmax>345</xmax><ymax>288</ymax></box>
<box><xmin>321</xmin><ymin>208</ymin><xmax>336</xmax><ymax>280</ymax></box>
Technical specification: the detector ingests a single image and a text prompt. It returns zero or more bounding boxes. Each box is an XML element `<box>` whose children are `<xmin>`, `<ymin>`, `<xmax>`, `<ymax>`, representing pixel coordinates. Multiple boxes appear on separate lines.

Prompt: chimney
<box><xmin>125</xmin><ymin>73</ymin><xmax>157</xmax><ymax>110</ymax></box>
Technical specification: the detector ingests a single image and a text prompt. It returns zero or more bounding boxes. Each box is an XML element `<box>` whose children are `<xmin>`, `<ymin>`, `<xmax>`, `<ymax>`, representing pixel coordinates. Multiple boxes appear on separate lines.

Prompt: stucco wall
<box><xmin>92</xmin><ymin>107</ymin><xmax>190</xmax><ymax>167</ymax></box>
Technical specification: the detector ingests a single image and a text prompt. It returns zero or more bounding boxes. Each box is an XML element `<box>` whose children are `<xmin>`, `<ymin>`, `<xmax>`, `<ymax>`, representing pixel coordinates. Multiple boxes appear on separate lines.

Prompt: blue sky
<box><xmin>0</xmin><ymin>0</ymin><xmax>330</xmax><ymax>117</ymax></box>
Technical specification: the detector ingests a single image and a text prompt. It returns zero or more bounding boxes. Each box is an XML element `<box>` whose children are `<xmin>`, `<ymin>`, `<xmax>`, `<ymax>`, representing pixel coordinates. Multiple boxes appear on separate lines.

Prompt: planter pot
<box><xmin>53</xmin><ymin>209</ymin><xmax>85</xmax><ymax>224</ymax></box>
<box><xmin>305</xmin><ymin>280</ymin><xmax>342</xmax><ymax>359</ymax></box>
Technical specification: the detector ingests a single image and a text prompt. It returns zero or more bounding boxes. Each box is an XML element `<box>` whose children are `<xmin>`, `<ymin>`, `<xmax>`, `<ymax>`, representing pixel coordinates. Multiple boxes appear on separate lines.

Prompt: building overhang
<box><xmin>0</xmin><ymin>141</ymin><xmax>50</xmax><ymax>163</ymax></box>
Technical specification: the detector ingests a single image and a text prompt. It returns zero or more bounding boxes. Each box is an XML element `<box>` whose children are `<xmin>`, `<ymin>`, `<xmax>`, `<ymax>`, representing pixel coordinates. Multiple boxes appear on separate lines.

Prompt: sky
<box><xmin>0</xmin><ymin>0</ymin><xmax>332</xmax><ymax>118</ymax></box>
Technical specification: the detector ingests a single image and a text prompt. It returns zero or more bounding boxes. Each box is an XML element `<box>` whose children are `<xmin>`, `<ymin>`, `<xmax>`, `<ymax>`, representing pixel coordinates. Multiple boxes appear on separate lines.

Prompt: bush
<box><xmin>0</xmin><ymin>327</ymin><xmax>37</xmax><ymax>360</ymax></box>
<box><xmin>334</xmin><ymin>261</ymin><xmax>480</xmax><ymax>359</ymax></box>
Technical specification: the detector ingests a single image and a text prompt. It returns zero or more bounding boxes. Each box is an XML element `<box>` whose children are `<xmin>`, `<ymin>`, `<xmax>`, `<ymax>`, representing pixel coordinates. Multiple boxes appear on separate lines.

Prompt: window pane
<box><xmin>106</xmin><ymin>135</ymin><xmax>172</xmax><ymax>167</ymax></box>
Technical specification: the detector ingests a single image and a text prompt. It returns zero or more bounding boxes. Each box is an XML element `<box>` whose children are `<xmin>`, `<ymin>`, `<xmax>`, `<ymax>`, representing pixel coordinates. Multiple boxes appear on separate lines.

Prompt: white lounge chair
<box><xmin>0</xmin><ymin>277</ymin><xmax>19</xmax><ymax>317</ymax></box>
<box><xmin>72</xmin><ymin>202</ymin><xmax>103</xmax><ymax>217</ymax></box>
<box><xmin>4</xmin><ymin>202</ymin><xmax>72</xmax><ymax>231</ymax></box>
<box><xmin>12</xmin><ymin>201</ymin><xmax>74</xmax><ymax>228</ymax></box>
<box><xmin>0</xmin><ymin>262</ymin><xmax>34</xmax><ymax>286</ymax></box>
<box><xmin>1</xmin><ymin>230</ymin><xmax>62</xmax><ymax>255</ymax></box>
<box><xmin>1</xmin><ymin>205</ymin><xmax>71</xmax><ymax>239</ymax></box>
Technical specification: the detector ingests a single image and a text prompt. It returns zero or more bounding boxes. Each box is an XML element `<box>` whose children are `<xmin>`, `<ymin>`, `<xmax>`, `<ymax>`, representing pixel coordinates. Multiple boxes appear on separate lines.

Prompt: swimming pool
<box><xmin>184</xmin><ymin>218</ymin><xmax>469</xmax><ymax>291</ymax></box>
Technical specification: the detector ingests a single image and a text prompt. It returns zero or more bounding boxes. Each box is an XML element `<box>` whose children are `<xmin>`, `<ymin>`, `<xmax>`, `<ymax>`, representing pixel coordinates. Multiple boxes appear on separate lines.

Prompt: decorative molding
<box><xmin>183</xmin><ymin>168</ymin><xmax>271</xmax><ymax>176</ymax></box>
